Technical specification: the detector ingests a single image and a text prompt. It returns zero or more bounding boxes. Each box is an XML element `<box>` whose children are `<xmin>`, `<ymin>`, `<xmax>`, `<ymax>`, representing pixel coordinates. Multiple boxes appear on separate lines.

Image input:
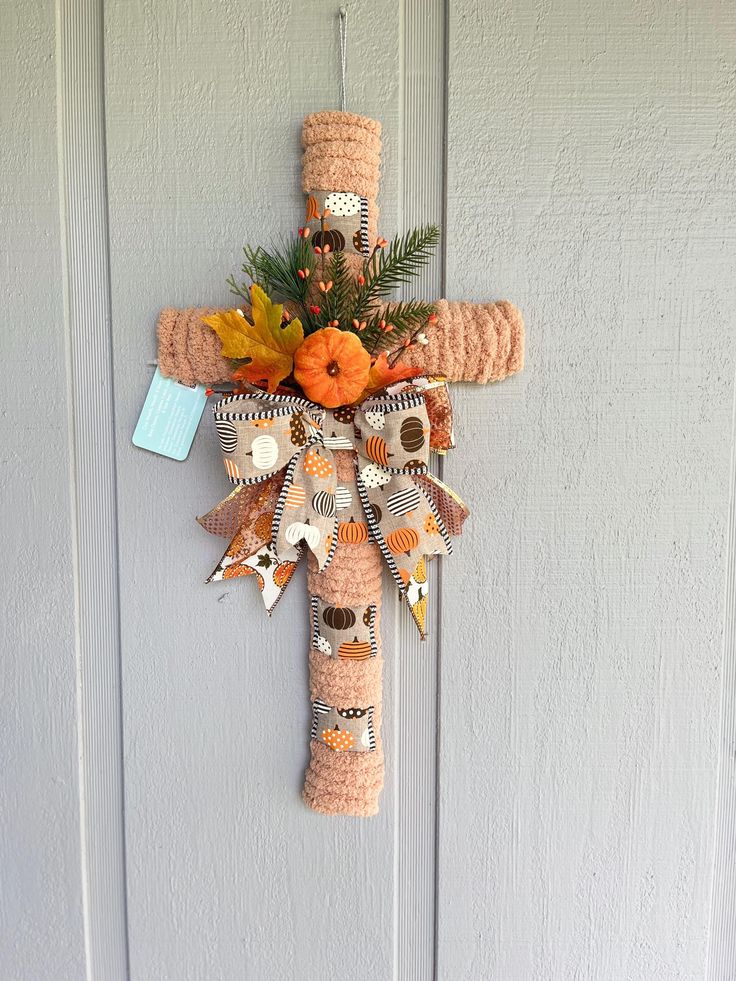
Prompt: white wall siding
<box><xmin>439</xmin><ymin>2</ymin><xmax>736</xmax><ymax>979</ymax></box>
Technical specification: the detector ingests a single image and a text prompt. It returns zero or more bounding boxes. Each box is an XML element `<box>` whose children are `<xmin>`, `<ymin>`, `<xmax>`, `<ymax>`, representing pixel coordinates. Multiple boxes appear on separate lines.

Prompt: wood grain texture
<box><xmin>104</xmin><ymin>1</ymin><xmax>401</xmax><ymax>977</ymax></box>
<box><xmin>0</xmin><ymin>1</ymin><xmax>86</xmax><ymax>977</ymax></box>
<box><xmin>439</xmin><ymin>2</ymin><xmax>736</xmax><ymax>979</ymax></box>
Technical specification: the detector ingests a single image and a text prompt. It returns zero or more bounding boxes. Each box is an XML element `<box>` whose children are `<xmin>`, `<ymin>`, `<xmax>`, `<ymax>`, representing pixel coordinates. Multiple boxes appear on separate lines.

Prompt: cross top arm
<box><xmin>156</xmin><ymin>111</ymin><xmax>524</xmax><ymax>388</ymax></box>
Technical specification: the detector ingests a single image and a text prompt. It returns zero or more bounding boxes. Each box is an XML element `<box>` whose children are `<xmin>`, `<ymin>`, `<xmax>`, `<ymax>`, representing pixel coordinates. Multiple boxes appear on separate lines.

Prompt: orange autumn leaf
<box><xmin>362</xmin><ymin>351</ymin><xmax>422</xmax><ymax>397</ymax></box>
<box><xmin>203</xmin><ymin>285</ymin><xmax>303</xmax><ymax>392</ymax></box>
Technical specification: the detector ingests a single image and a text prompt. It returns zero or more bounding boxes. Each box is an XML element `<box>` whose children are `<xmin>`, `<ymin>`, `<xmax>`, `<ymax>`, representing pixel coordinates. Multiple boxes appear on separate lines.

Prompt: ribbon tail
<box><xmin>413</xmin><ymin>472</ymin><xmax>469</xmax><ymax>537</ymax></box>
<box><xmin>203</xmin><ymin>470</ymin><xmax>285</xmax><ymax>576</ymax></box>
<box><xmin>254</xmin><ymin>544</ymin><xmax>302</xmax><ymax>615</ymax></box>
<box><xmin>208</xmin><ymin>541</ymin><xmax>302</xmax><ymax>615</ymax></box>
<box><xmin>353</xmin><ymin>468</ymin><xmax>424</xmax><ymax>638</ymax></box>
<box><xmin>271</xmin><ymin>451</ymin><xmax>304</xmax><ymax>563</ymax></box>
<box><xmin>356</xmin><ymin>464</ymin><xmax>456</xmax><ymax>639</ymax></box>
<box><xmin>204</xmin><ymin>467</ymin><xmax>300</xmax><ymax>614</ymax></box>
<box><xmin>197</xmin><ymin>486</ymin><xmax>247</xmax><ymax>538</ymax></box>
<box><xmin>197</xmin><ymin>474</ymin><xmax>284</xmax><ymax>540</ymax></box>
<box><xmin>404</xmin><ymin>556</ymin><xmax>430</xmax><ymax>637</ymax></box>
<box><xmin>400</xmin><ymin>480</ymin><xmax>455</xmax><ymax>635</ymax></box>
<box><xmin>206</xmin><ymin>534</ymin><xmax>262</xmax><ymax>582</ymax></box>
<box><xmin>273</xmin><ymin>442</ymin><xmax>338</xmax><ymax>571</ymax></box>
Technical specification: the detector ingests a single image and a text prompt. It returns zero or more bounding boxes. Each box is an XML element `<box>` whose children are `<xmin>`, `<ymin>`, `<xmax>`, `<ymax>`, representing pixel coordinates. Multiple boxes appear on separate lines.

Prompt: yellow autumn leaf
<box><xmin>203</xmin><ymin>285</ymin><xmax>304</xmax><ymax>391</ymax></box>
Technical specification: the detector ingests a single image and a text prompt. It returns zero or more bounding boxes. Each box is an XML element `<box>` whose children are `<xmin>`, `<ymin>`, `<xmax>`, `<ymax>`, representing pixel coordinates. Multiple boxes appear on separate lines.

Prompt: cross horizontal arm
<box><xmin>405</xmin><ymin>299</ymin><xmax>524</xmax><ymax>384</ymax></box>
<box><xmin>156</xmin><ymin>299</ymin><xmax>524</xmax><ymax>388</ymax></box>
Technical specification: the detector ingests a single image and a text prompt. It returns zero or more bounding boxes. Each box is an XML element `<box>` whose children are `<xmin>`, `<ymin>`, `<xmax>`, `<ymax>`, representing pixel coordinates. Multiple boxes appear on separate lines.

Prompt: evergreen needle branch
<box><xmin>234</xmin><ymin>237</ymin><xmax>320</xmax><ymax>332</ymax></box>
<box><xmin>226</xmin><ymin>274</ymin><xmax>252</xmax><ymax>303</ymax></box>
<box><xmin>325</xmin><ymin>250</ymin><xmax>354</xmax><ymax>326</ymax></box>
<box><xmin>360</xmin><ymin>299</ymin><xmax>437</xmax><ymax>353</ymax></box>
<box><xmin>351</xmin><ymin>225</ymin><xmax>440</xmax><ymax>321</ymax></box>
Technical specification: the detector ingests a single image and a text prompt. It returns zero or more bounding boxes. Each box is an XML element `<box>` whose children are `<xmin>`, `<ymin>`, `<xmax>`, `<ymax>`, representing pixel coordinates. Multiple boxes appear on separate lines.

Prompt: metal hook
<box><xmin>339</xmin><ymin>7</ymin><xmax>348</xmax><ymax>112</ymax></box>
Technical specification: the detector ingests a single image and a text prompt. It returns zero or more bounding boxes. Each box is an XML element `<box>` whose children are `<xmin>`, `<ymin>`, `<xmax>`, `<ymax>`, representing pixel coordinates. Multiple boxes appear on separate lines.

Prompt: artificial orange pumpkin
<box><xmin>293</xmin><ymin>327</ymin><xmax>371</xmax><ymax>408</ymax></box>
<box><xmin>337</xmin><ymin>517</ymin><xmax>369</xmax><ymax>545</ymax></box>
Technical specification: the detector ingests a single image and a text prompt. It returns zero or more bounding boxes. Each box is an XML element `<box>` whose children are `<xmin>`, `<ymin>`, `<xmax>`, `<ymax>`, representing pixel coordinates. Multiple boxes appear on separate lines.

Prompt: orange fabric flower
<box><xmin>293</xmin><ymin>327</ymin><xmax>371</xmax><ymax>408</ymax></box>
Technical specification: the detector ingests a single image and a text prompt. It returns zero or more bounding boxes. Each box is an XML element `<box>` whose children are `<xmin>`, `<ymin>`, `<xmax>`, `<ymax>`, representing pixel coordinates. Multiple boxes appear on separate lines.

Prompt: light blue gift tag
<box><xmin>133</xmin><ymin>368</ymin><xmax>208</xmax><ymax>461</ymax></box>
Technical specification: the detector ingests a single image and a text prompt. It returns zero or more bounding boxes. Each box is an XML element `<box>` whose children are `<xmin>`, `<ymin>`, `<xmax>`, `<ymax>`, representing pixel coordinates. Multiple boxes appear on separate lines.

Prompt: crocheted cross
<box><xmin>156</xmin><ymin>111</ymin><xmax>524</xmax><ymax>816</ymax></box>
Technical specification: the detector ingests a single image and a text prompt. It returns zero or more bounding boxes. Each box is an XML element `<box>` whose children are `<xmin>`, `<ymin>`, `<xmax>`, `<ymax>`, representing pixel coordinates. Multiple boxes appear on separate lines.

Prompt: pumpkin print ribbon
<box><xmin>200</xmin><ymin>381</ymin><xmax>469</xmax><ymax>635</ymax></box>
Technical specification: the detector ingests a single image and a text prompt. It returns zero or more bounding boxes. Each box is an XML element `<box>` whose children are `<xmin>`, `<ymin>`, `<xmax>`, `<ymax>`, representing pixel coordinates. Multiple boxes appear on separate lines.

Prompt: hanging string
<box><xmin>339</xmin><ymin>7</ymin><xmax>348</xmax><ymax>112</ymax></box>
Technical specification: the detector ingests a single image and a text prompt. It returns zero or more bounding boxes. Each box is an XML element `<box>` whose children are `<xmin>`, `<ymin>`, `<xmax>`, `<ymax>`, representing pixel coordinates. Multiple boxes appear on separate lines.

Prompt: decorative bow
<box><xmin>198</xmin><ymin>379</ymin><xmax>469</xmax><ymax>636</ymax></box>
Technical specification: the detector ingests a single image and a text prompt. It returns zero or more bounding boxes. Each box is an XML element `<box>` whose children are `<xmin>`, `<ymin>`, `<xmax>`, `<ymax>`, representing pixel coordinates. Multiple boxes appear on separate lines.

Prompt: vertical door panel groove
<box><xmin>395</xmin><ymin>1</ymin><xmax>448</xmax><ymax>978</ymax></box>
<box><xmin>708</xmin><ymin>377</ymin><xmax>736</xmax><ymax>978</ymax></box>
<box><xmin>57</xmin><ymin>0</ymin><xmax>130</xmax><ymax>975</ymax></box>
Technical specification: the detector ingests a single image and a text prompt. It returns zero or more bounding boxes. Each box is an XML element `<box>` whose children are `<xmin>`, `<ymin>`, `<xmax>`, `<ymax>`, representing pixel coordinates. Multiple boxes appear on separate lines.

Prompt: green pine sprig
<box><xmin>351</xmin><ymin>225</ymin><xmax>440</xmax><ymax>322</ymax></box>
<box><xmin>225</xmin><ymin>223</ymin><xmax>440</xmax><ymax>350</ymax></box>
<box><xmin>318</xmin><ymin>249</ymin><xmax>355</xmax><ymax>329</ymax></box>
<box><xmin>357</xmin><ymin>299</ymin><xmax>438</xmax><ymax>353</ymax></box>
<box><xmin>227</xmin><ymin>237</ymin><xmax>320</xmax><ymax>332</ymax></box>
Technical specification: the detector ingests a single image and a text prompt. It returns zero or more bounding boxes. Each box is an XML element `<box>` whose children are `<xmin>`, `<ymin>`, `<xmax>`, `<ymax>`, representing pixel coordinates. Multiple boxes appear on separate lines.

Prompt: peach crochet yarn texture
<box><xmin>405</xmin><ymin>299</ymin><xmax>525</xmax><ymax>383</ymax></box>
<box><xmin>304</xmin><ymin>531</ymin><xmax>385</xmax><ymax>817</ymax></box>
<box><xmin>156</xmin><ymin>299</ymin><xmax>524</xmax><ymax>387</ymax></box>
<box><xmin>157</xmin><ymin>307</ymin><xmax>231</xmax><ymax>388</ymax></box>
<box><xmin>302</xmin><ymin>111</ymin><xmax>382</xmax><ymax>245</ymax></box>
